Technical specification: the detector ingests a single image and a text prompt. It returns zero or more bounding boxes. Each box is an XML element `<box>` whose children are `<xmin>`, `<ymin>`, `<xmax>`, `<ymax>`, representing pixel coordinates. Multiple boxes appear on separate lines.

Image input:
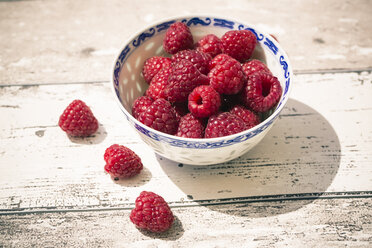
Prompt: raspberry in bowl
<box><xmin>112</xmin><ymin>15</ymin><xmax>293</xmax><ymax>165</ymax></box>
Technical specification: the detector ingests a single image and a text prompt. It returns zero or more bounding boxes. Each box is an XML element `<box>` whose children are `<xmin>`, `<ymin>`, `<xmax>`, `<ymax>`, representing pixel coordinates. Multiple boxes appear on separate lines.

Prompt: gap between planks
<box><xmin>0</xmin><ymin>67</ymin><xmax>371</xmax><ymax>87</ymax></box>
<box><xmin>1</xmin><ymin>191</ymin><xmax>371</xmax><ymax>216</ymax></box>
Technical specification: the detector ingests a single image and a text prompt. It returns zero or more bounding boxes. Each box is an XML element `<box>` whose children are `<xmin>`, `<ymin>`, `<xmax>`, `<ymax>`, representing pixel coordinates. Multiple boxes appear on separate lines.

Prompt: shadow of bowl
<box><xmin>156</xmin><ymin>98</ymin><xmax>341</xmax><ymax>217</ymax></box>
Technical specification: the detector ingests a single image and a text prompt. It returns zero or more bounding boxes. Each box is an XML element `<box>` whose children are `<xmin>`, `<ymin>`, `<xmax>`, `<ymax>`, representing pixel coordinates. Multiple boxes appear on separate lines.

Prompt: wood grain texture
<box><xmin>1</xmin><ymin>198</ymin><xmax>371</xmax><ymax>247</ymax></box>
<box><xmin>0</xmin><ymin>71</ymin><xmax>371</xmax><ymax>212</ymax></box>
<box><xmin>0</xmin><ymin>0</ymin><xmax>371</xmax><ymax>84</ymax></box>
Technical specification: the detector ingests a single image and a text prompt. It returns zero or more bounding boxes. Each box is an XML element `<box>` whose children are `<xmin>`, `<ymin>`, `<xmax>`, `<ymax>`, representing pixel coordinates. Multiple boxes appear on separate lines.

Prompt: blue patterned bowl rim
<box><xmin>111</xmin><ymin>15</ymin><xmax>293</xmax><ymax>149</ymax></box>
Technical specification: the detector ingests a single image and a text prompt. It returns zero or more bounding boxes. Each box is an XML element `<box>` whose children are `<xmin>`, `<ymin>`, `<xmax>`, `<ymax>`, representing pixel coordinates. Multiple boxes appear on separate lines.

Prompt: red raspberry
<box><xmin>138</xmin><ymin>98</ymin><xmax>179</xmax><ymax>135</ymax></box>
<box><xmin>58</xmin><ymin>99</ymin><xmax>99</xmax><ymax>137</ymax></box>
<box><xmin>241</xmin><ymin>72</ymin><xmax>282</xmax><ymax>113</ymax></box>
<box><xmin>204</xmin><ymin>112</ymin><xmax>247</xmax><ymax>138</ymax></box>
<box><xmin>208</xmin><ymin>56</ymin><xmax>246</xmax><ymax>95</ymax></box>
<box><xmin>142</xmin><ymin>56</ymin><xmax>172</xmax><ymax>84</ymax></box>
<box><xmin>145</xmin><ymin>66</ymin><xmax>173</xmax><ymax>100</ymax></box>
<box><xmin>165</xmin><ymin>59</ymin><xmax>209</xmax><ymax>103</ymax></box>
<box><xmin>242</xmin><ymin>59</ymin><xmax>271</xmax><ymax>77</ymax></box>
<box><xmin>208</xmin><ymin>53</ymin><xmax>232</xmax><ymax>70</ymax></box>
<box><xmin>132</xmin><ymin>96</ymin><xmax>154</xmax><ymax>120</ymax></box>
<box><xmin>230</xmin><ymin>105</ymin><xmax>261</xmax><ymax>129</ymax></box>
<box><xmin>130</xmin><ymin>191</ymin><xmax>174</xmax><ymax>233</ymax></box>
<box><xmin>172</xmin><ymin>49</ymin><xmax>211</xmax><ymax>75</ymax></box>
<box><xmin>104</xmin><ymin>144</ymin><xmax>143</xmax><ymax>179</ymax></box>
<box><xmin>188</xmin><ymin>85</ymin><xmax>221</xmax><ymax>118</ymax></box>
<box><xmin>176</xmin><ymin>113</ymin><xmax>205</xmax><ymax>138</ymax></box>
<box><xmin>163</xmin><ymin>22</ymin><xmax>193</xmax><ymax>54</ymax></box>
<box><xmin>221</xmin><ymin>30</ymin><xmax>257</xmax><ymax>62</ymax></box>
<box><xmin>196</xmin><ymin>34</ymin><xmax>223</xmax><ymax>58</ymax></box>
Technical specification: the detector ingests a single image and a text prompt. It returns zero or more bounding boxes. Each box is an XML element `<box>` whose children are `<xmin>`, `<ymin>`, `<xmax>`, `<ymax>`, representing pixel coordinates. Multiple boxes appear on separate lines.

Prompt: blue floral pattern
<box><xmin>113</xmin><ymin>16</ymin><xmax>291</xmax><ymax>149</ymax></box>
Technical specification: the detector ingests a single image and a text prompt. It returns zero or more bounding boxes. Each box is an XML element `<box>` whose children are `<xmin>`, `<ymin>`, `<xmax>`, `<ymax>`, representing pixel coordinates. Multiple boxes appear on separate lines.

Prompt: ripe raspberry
<box><xmin>242</xmin><ymin>59</ymin><xmax>271</xmax><ymax>77</ymax></box>
<box><xmin>138</xmin><ymin>98</ymin><xmax>179</xmax><ymax>135</ymax></box>
<box><xmin>165</xmin><ymin>59</ymin><xmax>209</xmax><ymax>103</ymax></box>
<box><xmin>188</xmin><ymin>85</ymin><xmax>221</xmax><ymax>118</ymax></box>
<box><xmin>172</xmin><ymin>49</ymin><xmax>211</xmax><ymax>75</ymax></box>
<box><xmin>58</xmin><ymin>99</ymin><xmax>99</xmax><ymax>137</ymax></box>
<box><xmin>142</xmin><ymin>56</ymin><xmax>172</xmax><ymax>84</ymax></box>
<box><xmin>221</xmin><ymin>30</ymin><xmax>257</xmax><ymax>62</ymax></box>
<box><xmin>241</xmin><ymin>72</ymin><xmax>282</xmax><ymax>113</ymax></box>
<box><xmin>204</xmin><ymin>112</ymin><xmax>247</xmax><ymax>138</ymax></box>
<box><xmin>208</xmin><ymin>53</ymin><xmax>232</xmax><ymax>70</ymax></box>
<box><xmin>196</xmin><ymin>34</ymin><xmax>223</xmax><ymax>58</ymax></box>
<box><xmin>208</xmin><ymin>56</ymin><xmax>246</xmax><ymax>95</ymax></box>
<box><xmin>163</xmin><ymin>22</ymin><xmax>193</xmax><ymax>54</ymax></box>
<box><xmin>230</xmin><ymin>105</ymin><xmax>261</xmax><ymax>129</ymax></box>
<box><xmin>145</xmin><ymin>66</ymin><xmax>173</xmax><ymax>100</ymax></box>
<box><xmin>130</xmin><ymin>191</ymin><xmax>174</xmax><ymax>233</ymax></box>
<box><xmin>176</xmin><ymin>113</ymin><xmax>205</xmax><ymax>138</ymax></box>
<box><xmin>104</xmin><ymin>144</ymin><xmax>143</xmax><ymax>179</ymax></box>
<box><xmin>132</xmin><ymin>96</ymin><xmax>154</xmax><ymax>120</ymax></box>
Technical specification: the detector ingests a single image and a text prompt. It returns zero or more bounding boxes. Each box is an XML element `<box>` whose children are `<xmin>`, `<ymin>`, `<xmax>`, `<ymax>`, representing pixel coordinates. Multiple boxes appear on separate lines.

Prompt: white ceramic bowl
<box><xmin>112</xmin><ymin>15</ymin><xmax>293</xmax><ymax>165</ymax></box>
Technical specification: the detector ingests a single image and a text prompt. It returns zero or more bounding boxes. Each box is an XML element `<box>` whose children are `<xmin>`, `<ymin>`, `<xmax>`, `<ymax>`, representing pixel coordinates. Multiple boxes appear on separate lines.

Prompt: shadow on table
<box><xmin>68</xmin><ymin>124</ymin><xmax>107</xmax><ymax>144</ymax></box>
<box><xmin>156</xmin><ymin>98</ymin><xmax>341</xmax><ymax>217</ymax></box>
<box><xmin>137</xmin><ymin>215</ymin><xmax>184</xmax><ymax>241</ymax></box>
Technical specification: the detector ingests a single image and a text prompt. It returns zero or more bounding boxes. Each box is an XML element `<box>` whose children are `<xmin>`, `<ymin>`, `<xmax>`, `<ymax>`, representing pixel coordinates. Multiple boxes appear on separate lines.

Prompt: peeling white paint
<box><xmin>144</xmin><ymin>13</ymin><xmax>154</xmax><ymax>23</ymax></box>
<box><xmin>351</xmin><ymin>45</ymin><xmax>372</xmax><ymax>55</ymax></box>
<box><xmin>338</xmin><ymin>18</ymin><xmax>358</xmax><ymax>24</ymax></box>
<box><xmin>317</xmin><ymin>54</ymin><xmax>346</xmax><ymax>60</ymax></box>
<box><xmin>91</xmin><ymin>48</ymin><xmax>118</xmax><ymax>56</ymax></box>
<box><xmin>9</xmin><ymin>58</ymin><xmax>33</xmax><ymax>67</ymax></box>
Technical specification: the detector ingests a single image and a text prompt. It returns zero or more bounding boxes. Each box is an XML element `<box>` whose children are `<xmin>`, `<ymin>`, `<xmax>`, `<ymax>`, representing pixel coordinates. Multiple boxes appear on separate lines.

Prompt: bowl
<box><xmin>111</xmin><ymin>15</ymin><xmax>293</xmax><ymax>166</ymax></box>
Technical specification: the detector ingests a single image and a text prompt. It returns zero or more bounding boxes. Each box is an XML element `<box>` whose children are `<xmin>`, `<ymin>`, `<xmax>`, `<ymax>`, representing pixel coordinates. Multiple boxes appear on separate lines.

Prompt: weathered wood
<box><xmin>0</xmin><ymin>71</ymin><xmax>371</xmax><ymax>212</ymax></box>
<box><xmin>1</xmin><ymin>198</ymin><xmax>371</xmax><ymax>247</ymax></box>
<box><xmin>0</xmin><ymin>0</ymin><xmax>372</xmax><ymax>85</ymax></box>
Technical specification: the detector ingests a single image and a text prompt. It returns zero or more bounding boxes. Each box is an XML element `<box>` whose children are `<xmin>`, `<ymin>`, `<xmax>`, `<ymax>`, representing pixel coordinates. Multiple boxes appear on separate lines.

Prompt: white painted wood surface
<box><xmin>1</xmin><ymin>0</ymin><xmax>372</xmax><ymax>246</ymax></box>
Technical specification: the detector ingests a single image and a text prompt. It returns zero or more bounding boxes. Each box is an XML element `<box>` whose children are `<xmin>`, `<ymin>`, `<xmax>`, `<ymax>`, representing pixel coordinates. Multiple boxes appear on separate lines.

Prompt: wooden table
<box><xmin>1</xmin><ymin>0</ymin><xmax>372</xmax><ymax>247</ymax></box>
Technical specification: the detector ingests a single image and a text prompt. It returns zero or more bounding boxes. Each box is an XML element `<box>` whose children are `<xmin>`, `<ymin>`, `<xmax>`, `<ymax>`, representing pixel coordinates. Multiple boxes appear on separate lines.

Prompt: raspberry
<box><xmin>172</xmin><ymin>49</ymin><xmax>211</xmax><ymax>75</ymax></box>
<box><xmin>165</xmin><ymin>59</ymin><xmax>209</xmax><ymax>103</ymax></box>
<box><xmin>142</xmin><ymin>56</ymin><xmax>172</xmax><ymax>84</ymax></box>
<box><xmin>196</xmin><ymin>34</ymin><xmax>223</xmax><ymax>58</ymax></box>
<box><xmin>188</xmin><ymin>85</ymin><xmax>221</xmax><ymax>118</ymax></box>
<box><xmin>221</xmin><ymin>30</ymin><xmax>256</xmax><ymax>62</ymax></box>
<box><xmin>204</xmin><ymin>112</ymin><xmax>247</xmax><ymax>138</ymax></box>
<box><xmin>176</xmin><ymin>113</ymin><xmax>205</xmax><ymax>138</ymax></box>
<box><xmin>138</xmin><ymin>98</ymin><xmax>179</xmax><ymax>135</ymax></box>
<box><xmin>241</xmin><ymin>72</ymin><xmax>282</xmax><ymax>113</ymax></box>
<box><xmin>163</xmin><ymin>22</ymin><xmax>193</xmax><ymax>54</ymax></box>
<box><xmin>208</xmin><ymin>53</ymin><xmax>232</xmax><ymax>70</ymax></box>
<box><xmin>208</xmin><ymin>56</ymin><xmax>246</xmax><ymax>95</ymax></box>
<box><xmin>130</xmin><ymin>191</ymin><xmax>174</xmax><ymax>233</ymax></box>
<box><xmin>58</xmin><ymin>99</ymin><xmax>99</xmax><ymax>137</ymax></box>
<box><xmin>242</xmin><ymin>59</ymin><xmax>271</xmax><ymax>77</ymax></box>
<box><xmin>104</xmin><ymin>144</ymin><xmax>143</xmax><ymax>179</ymax></box>
<box><xmin>132</xmin><ymin>96</ymin><xmax>154</xmax><ymax>120</ymax></box>
<box><xmin>145</xmin><ymin>66</ymin><xmax>173</xmax><ymax>100</ymax></box>
<box><xmin>230</xmin><ymin>105</ymin><xmax>261</xmax><ymax>129</ymax></box>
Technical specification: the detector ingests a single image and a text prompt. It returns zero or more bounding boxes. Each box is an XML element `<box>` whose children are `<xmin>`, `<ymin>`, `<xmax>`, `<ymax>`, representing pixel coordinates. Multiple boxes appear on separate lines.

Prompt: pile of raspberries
<box><xmin>133</xmin><ymin>22</ymin><xmax>282</xmax><ymax>138</ymax></box>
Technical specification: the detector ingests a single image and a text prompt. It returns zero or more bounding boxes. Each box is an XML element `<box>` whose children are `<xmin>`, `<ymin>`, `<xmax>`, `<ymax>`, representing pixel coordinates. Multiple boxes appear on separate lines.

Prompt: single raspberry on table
<box><xmin>104</xmin><ymin>144</ymin><xmax>143</xmax><ymax>179</ymax></box>
<box><xmin>142</xmin><ymin>56</ymin><xmax>172</xmax><ymax>84</ymax></box>
<box><xmin>132</xmin><ymin>96</ymin><xmax>154</xmax><ymax>120</ymax></box>
<box><xmin>145</xmin><ymin>66</ymin><xmax>173</xmax><ymax>100</ymax></box>
<box><xmin>221</xmin><ymin>30</ymin><xmax>257</xmax><ymax>62</ymax></box>
<box><xmin>172</xmin><ymin>49</ymin><xmax>211</xmax><ymax>75</ymax></box>
<box><xmin>130</xmin><ymin>191</ymin><xmax>174</xmax><ymax>233</ymax></box>
<box><xmin>176</xmin><ymin>113</ymin><xmax>205</xmax><ymax>138</ymax></box>
<box><xmin>188</xmin><ymin>85</ymin><xmax>221</xmax><ymax>118</ymax></box>
<box><xmin>165</xmin><ymin>59</ymin><xmax>209</xmax><ymax>103</ymax></box>
<box><xmin>208</xmin><ymin>55</ymin><xmax>246</xmax><ymax>95</ymax></box>
<box><xmin>230</xmin><ymin>105</ymin><xmax>261</xmax><ymax>129</ymax></box>
<box><xmin>241</xmin><ymin>72</ymin><xmax>282</xmax><ymax>113</ymax></box>
<box><xmin>196</xmin><ymin>34</ymin><xmax>223</xmax><ymax>58</ymax></box>
<box><xmin>163</xmin><ymin>22</ymin><xmax>194</xmax><ymax>54</ymax></box>
<box><xmin>58</xmin><ymin>99</ymin><xmax>99</xmax><ymax>137</ymax></box>
<box><xmin>242</xmin><ymin>59</ymin><xmax>271</xmax><ymax>77</ymax></box>
<box><xmin>204</xmin><ymin>112</ymin><xmax>247</xmax><ymax>138</ymax></box>
<box><xmin>138</xmin><ymin>98</ymin><xmax>179</xmax><ymax>135</ymax></box>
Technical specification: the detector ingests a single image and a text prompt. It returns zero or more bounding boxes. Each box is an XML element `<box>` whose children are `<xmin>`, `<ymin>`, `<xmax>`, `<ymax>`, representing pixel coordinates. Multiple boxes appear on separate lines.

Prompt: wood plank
<box><xmin>1</xmin><ymin>0</ymin><xmax>372</xmax><ymax>85</ymax></box>
<box><xmin>0</xmin><ymin>71</ymin><xmax>371</xmax><ymax>211</ymax></box>
<box><xmin>1</xmin><ymin>198</ymin><xmax>371</xmax><ymax>247</ymax></box>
